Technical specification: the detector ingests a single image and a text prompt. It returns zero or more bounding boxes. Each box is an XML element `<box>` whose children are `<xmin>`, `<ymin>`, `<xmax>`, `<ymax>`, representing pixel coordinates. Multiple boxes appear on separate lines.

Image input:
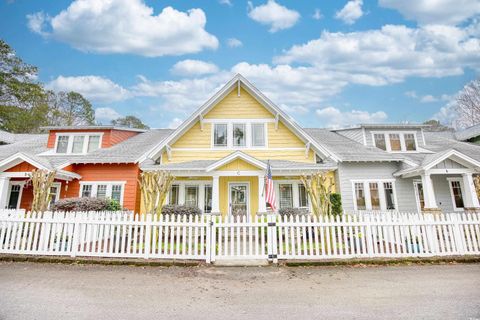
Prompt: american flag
<box><xmin>264</xmin><ymin>161</ymin><xmax>276</xmax><ymax>211</ymax></box>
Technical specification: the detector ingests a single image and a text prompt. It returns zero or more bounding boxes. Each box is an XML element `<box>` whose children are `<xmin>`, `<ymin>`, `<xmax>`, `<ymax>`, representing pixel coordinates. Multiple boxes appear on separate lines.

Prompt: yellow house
<box><xmin>141</xmin><ymin>74</ymin><xmax>338</xmax><ymax>217</ymax></box>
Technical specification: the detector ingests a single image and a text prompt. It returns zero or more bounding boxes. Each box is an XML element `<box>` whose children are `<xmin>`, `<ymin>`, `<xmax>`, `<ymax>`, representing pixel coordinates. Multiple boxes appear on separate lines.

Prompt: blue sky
<box><xmin>1</xmin><ymin>0</ymin><xmax>479</xmax><ymax>129</ymax></box>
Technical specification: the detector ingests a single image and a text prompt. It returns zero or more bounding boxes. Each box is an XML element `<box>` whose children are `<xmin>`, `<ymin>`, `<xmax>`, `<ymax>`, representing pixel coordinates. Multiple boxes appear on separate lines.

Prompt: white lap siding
<box><xmin>337</xmin><ymin>162</ymin><xmax>418</xmax><ymax>212</ymax></box>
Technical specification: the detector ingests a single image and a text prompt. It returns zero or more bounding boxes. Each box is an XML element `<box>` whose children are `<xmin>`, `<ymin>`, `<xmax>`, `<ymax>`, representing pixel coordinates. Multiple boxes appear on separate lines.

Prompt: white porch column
<box><xmin>461</xmin><ymin>173</ymin><xmax>480</xmax><ymax>209</ymax></box>
<box><xmin>258</xmin><ymin>175</ymin><xmax>267</xmax><ymax>213</ymax></box>
<box><xmin>211</xmin><ymin>176</ymin><xmax>220</xmax><ymax>214</ymax></box>
<box><xmin>421</xmin><ymin>173</ymin><xmax>438</xmax><ymax>209</ymax></box>
<box><xmin>0</xmin><ymin>177</ymin><xmax>10</xmax><ymax>209</ymax></box>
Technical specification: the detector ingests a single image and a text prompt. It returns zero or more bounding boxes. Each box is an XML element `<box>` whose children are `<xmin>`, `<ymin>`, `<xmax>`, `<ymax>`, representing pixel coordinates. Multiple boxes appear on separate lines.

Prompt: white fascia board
<box><xmin>206</xmin><ymin>151</ymin><xmax>267</xmax><ymax>172</ymax></box>
<box><xmin>424</xmin><ymin>149</ymin><xmax>480</xmax><ymax>171</ymax></box>
<box><xmin>0</xmin><ymin>152</ymin><xmax>50</xmax><ymax>172</ymax></box>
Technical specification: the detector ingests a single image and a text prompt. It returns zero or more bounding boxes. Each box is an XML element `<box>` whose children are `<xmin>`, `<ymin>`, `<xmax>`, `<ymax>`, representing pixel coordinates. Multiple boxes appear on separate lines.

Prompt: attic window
<box><xmin>55</xmin><ymin>133</ymin><xmax>102</xmax><ymax>154</ymax></box>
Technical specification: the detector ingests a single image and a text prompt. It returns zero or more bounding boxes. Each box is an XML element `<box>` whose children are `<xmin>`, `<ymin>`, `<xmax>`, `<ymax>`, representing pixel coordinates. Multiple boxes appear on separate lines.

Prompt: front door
<box><xmin>229</xmin><ymin>183</ymin><xmax>249</xmax><ymax>217</ymax></box>
<box><xmin>413</xmin><ymin>181</ymin><xmax>425</xmax><ymax>213</ymax></box>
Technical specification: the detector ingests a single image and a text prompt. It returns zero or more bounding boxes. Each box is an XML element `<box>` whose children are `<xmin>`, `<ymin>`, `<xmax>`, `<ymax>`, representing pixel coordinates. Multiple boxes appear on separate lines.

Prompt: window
<box><xmin>56</xmin><ymin>136</ymin><xmax>69</xmax><ymax>153</ymax></box>
<box><xmin>251</xmin><ymin>123</ymin><xmax>265</xmax><ymax>147</ymax></box>
<box><xmin>404</xmin><ymin>133</ymin><xmax>416</xmax><ymax>151</ymax></box>
<box><xmin>81</xmin><ymin>185</ymin><xmax>92</xmax><ymax>198</ymax></box>
<box><xmin>449</xmin><ymin>180</ymin><xmax>464</xmax><ymax>210</ymax></box>
<box><xmin>169</xmin><ymin>185</ymin><xmax>179</xmax><ymax>205</ymax></box>
<box><xmin>48</xmin><ymin>184</ymin><xmax>61</xmax><ymax>209</ymax></box>
<box><xmin>233</xmin><ymin>123</ymin><xmax>246</xmax><ymax>147</ymax></box>
<box><xmin>369</xmin><ymin>183</ymin><xmax>380</xmax><ymax>210</ymax></box>
<box><xmin>353</xmin><ymin>180</ymin><xmax>397</xmax><ymax>211</ymax></box>
<box><xmin>80</xmin><ymin>183</ymin><xmax>124</xmax><ymax>204</ymax></box>
<box><xmin>55</xmin><ymin>134</ymin><xmax>102</xmax><ymax>154</ymax></box>
<box><xmin>279</xmin><ymin>184</ymin><xmax>293</xmax><ymax>208</ymax></box>
<box><xmin>204</xmin><ymin>185</ymin><xmax>212</xmax><ymax>213</ymax></box>
<box><xmin>111</xmin><ymin>185</ymin><xmax>122</xmax><ymax>203</ymax></box>
<box><xmin>374</xmin><ymin>134</ymin><xmax>387</xmax><ymax>151</ymax></box>
<box><xmin>96</xmin><ymin>185</ymin><xmax>107</xmax><ymax>199</ymax></box>
<box><xmin>389</xmin><ymin>134</ymin><xmax>401</xmax><ymax>151</ymax></box>
<box><xmin>354</xmin><ymin>183</ymin><xmax>366</xmax><ymax>210</ymax></box>
<box><xmin>185</xmin><ymin>186</ymin><xmax>199</xmax><ymax>207</ymax></box>
<box><xmin>383</xmin><ymin>182</ymin><xmax>396</xmax><ymax>210</ymax></box>
<box><xmin>7</xmin><ymin>184</ymin><xmax>22</xmax><ymax>209</ymax></box>
<box><xmin>213</xmin><ymin>124</ymin><xmax>228</xmax><ymax>147</ymax></box>
<box><xmin>298</xmin><ymin>184</ymin><xmax>308</xmax><ymax>208</ymax></box>
<box><xmin>87</xmin><ymin>135</ymin><xmax>101</xmax><ymax>152</ymax></box>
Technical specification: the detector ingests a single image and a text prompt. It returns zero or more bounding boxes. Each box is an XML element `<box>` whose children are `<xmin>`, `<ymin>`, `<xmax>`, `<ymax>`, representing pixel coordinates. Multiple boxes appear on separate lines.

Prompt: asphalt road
<box><xmin>0</xmin><ymin>262</ymin><xmax>479</xmax><ymax>320</ymax></box>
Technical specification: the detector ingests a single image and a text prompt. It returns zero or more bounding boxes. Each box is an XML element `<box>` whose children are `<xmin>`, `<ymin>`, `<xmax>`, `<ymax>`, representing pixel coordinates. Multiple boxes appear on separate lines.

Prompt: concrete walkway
<box><xmin>0</xmin><ymin>262</ymin><xmax>479</xmax><ymax>320</ymax></box>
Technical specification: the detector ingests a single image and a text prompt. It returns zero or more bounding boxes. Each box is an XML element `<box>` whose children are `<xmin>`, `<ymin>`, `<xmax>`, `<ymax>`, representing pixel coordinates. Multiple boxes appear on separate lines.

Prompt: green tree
<box><xmin>423</xmin><ymin>119</ymin><xmax>451</xmax><ymax>132</ymax></box>
<box><xmin>0</xmin><ymin>39</ymin><xmax>48</xmax><ymax>133</ymax></box>
<box><xmin>111</xmin><ymin>115</ymin><xmax>149</xmax><ymax>129</ymax></box>
<box><xmin>47</xmin><ymin>91</ymin><xmax>95</xmax><ymax>126</ymax></box>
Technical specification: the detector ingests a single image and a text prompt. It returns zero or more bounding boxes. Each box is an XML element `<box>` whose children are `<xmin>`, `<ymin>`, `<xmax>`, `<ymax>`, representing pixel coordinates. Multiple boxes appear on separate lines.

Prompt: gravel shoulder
<box><xmin>0</xmin><ymin>262</ymin><xmax>479</xmax><ymax>320</ymax></box>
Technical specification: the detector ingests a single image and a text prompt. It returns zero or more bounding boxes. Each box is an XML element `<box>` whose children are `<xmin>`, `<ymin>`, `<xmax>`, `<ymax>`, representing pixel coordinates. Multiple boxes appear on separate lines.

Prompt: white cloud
<box><xmin>227</xmin><ymin>38</ymin><xmax>243</xmax><ymax>48</ymax></box>
<box><xmin>247</xmin><ymin>0</ymin><xmax>300</xmax><ymax>32</ymax></box>
<box><xmin>406</xmin><ymin>91</ymin><xmax>453</xmax><ymax>103</ymax></box>
<box><xmin>379</xmin><ymin>0</ymin><xmax>480</xmax><ymax>25</ymax></box>
<box><xmin>170</xmin><ymin>60</ymin><xmax>219</xmax><ymax>76</ymax></box>
<box><xmin>275</xmin><ymin>24</ymin><xmax>480</xmax><ymax>85</ymax></box>
<box><xmin>219</xmin><ymin>0</ymin><xmax>232</xmax><ymax>6</ymax></box>
<box><xmin>433</xmin><ymin>101</ymin><xmax>458</xmax><ymax>127</ymax></box>
<box><xmin>168</xmin><ymin>117</ymin><xmax>184</xmax><ymax>129</ymax></box>
<box><xmin>26</xmin><ymin>11</ymin><xmax>49</xmax><ymax>36</ymax></box>
<box><xmin>27</xmin><ymin>0</ymin><xmax>218</xmax><ymax>57</ymax></box>
<box><xmin>316</xmin><ymin>107</ymin><xmax>388</xmax><ymax>128</ymax></box>
<box><xmin>335</xmin><ymin>0</ymin><xmax>363</xmax><ymax>25</ymax></box>
<box><xmin>47</xmin><ymin>75</ymin><xmax>131</xmax><ymax>103</ymax></box>
<box><xmin>420</xmin><ymin>95</ymin><xmax>437</xmax><ymax>103</ymax></box>
<box><xmin>95</xmin><ymin>107</ymin><xmax>122</xmax><ymax>123</ymax></box>
<box><xmin>313</xmin><ymin>9</ymin><xmax>323</xmax><ymax>20</ymax></box>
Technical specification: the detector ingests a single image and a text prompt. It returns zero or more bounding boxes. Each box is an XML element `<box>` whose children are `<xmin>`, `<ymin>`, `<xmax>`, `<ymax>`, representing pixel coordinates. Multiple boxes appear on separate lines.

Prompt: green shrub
<box><xmin>161</xmin><ymin>204</ymin><xmax>202</xmax><ymax>215</ymax></box>
<box><xmin>278</xmin><ymin>207</ymin><xmax>309</xmax><ymax>216</ymax></box>
<box><xmin>330</xmin><ymin>193</ymin><xmax>342</xmax><ymax>216</ymax></box>
<box><xmin>51</xmin><ymin>197</ymin><xmax>124</xmax><ymax>212</ymax></box>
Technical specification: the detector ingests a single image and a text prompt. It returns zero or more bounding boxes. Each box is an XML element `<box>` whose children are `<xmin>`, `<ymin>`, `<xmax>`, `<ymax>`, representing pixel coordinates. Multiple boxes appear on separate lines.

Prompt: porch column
<box><xmin>211</xmin><ymin>176</ymin><xmax>220</xmax><ymax>214</ymax></box>
<box><xmin>462</xmin><ymin>173</ymin><xmax>480</xmax><ymax>209</ymax></box>
<box><xmin>0</xmin><ymin>177</ymin><xmax>10</xmax><ymax>209</ymax></box>
<box><xmin>258</xmin><ymin>175</ymin><xmax>267</xmax><ymax>213</ymax></box>
<box><xmin>421</xmin><ymin>173</ymin><xmax>438</xmax><ymax>209</ymax></box>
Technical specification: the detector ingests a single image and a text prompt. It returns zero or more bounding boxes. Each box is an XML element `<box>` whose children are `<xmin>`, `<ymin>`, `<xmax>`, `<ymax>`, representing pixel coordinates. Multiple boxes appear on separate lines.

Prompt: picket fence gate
<box><xmin>0</xmin><ymin>210</ymin><xmax>479</xmax><ymax>263</ymax></box>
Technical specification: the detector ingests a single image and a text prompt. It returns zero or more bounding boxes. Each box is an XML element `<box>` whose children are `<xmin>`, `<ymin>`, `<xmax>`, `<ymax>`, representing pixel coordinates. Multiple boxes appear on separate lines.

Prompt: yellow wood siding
<box><xmin>219</xmin><ymin>176</ymin><xmax>258</xmax><ymax>217</ymax></box>
<box><xmin>172</xmin><ymin>122</ymin><xmax>211</xmax><ymax>148</ymax></box>
<box><xmin>216</xmin><ymin>159</ymin><xmax>261</xmax><ymax>171</ymax></box>
<box><xmin>163</xmin><ymin>149</ymin><xmax>315</xmax><ymax>164</ymax></box>
<box><xmin>267</xmin><ymin>122</ymin><xmax>305</xmax><ymax>148</ymax></box>
<box><xmin>205</xmin><ymin>88</ymin><xmax>274</xmax><ymax>119</ymax></box>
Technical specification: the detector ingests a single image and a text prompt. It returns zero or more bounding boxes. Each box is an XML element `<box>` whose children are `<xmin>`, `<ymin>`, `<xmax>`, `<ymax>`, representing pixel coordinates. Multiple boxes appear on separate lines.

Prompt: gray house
<box><xmin>307</xmin><ymin>124</ymin><xmax>480</xmax><ymax>214</ymax></box>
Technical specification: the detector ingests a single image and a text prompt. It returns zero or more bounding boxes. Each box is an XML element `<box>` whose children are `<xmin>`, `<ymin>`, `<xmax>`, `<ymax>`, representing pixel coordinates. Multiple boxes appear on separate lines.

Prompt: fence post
<box><xmin>365</xmin><ymin>214</ymin><xmax>374</xmax><ymax>257</ymax></box>
<box><xmin>206</xmin><ymin>214</ymin><xmax>214</xmax><ymax>263</ymax></box>
<box><xmin>70</xmin><ymin>213</ymin><xmax>80</xmax><ymax>258</ymax></box>
<box><xmin>144</xmin><ymin>214</ymin><xmax>152</xmax><ymax>259</ymax></box>
<box><xmin>267</xmin><ymin>214</ymin><xmax>278</xmax><ymax>263</ymax></box>
<box><xmin>451</xmin><ymin>214</ymin><xmax>465</xmax><ymax>254</ymax></box>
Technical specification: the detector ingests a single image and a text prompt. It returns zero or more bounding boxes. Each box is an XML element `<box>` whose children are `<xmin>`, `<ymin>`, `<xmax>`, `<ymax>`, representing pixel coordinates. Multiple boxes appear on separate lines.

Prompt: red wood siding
<box><xmin>5</xmin><ymin>162</ymin><xmax>38</xmax><ymax>172</ymax></box>
<box><xmin>65</xmin><ymin>163</ymin><xmax>141</xmax><ymax>212</ymax></box>
<box><xmin>47</xmin><ymin>129</ymin><xmax>140</xmax><ymax>149</ymax></box>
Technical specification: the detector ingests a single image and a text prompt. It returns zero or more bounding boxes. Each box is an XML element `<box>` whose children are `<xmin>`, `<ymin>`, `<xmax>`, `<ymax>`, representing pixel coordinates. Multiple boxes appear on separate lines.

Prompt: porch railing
<box><xmin>0</xmin><ymin>210</ymin><xmax>479</xmax><ymax>262</ymax></box>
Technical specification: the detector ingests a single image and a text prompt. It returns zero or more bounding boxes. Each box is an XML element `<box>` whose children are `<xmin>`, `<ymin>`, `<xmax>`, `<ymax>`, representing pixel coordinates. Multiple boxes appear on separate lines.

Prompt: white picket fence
<box><xmin>0</xmin><ymin>210</ymin><xmax>479</xmax><ymax>263</ymax></box>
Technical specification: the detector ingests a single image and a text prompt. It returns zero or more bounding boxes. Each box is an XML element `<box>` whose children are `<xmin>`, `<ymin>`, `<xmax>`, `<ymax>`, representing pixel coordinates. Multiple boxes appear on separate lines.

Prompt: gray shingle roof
<box><xmin>455</xmin><ymin>124</ymin><xmax>480</xmax><ymax>141</ymax></box>
<box><xmin>304</xmin><ymin>128</ymin><xmax>403</xmax><ymax>162</ymax></box>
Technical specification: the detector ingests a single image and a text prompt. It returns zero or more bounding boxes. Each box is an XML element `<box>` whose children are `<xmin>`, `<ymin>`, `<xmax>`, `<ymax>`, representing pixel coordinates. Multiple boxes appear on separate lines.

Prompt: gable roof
<box><xmin>205</xmin><ymin>151</ymin><xmax>267</xmax><ymax>172</ymax></box>
<box><xmin>455</xmin><ymin>123</ymin><xmax>480</xmax><ymax>141</ymax></box>
<box><xmin>144</xmin><ymin>74</ymin><xmax>341</xmax><ymax>163</ymax></box>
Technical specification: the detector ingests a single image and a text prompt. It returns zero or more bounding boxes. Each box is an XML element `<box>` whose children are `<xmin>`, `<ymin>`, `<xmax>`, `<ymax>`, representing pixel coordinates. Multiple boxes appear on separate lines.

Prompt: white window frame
<box><xmin>274</xmin><ymin>180</ymin><xmax>311</xmax><ymax>211</ymax></box>
<box><xmin>79</xmin><ymin>181</ymin><xmax>126</xmax><ymax>204</ymax></box>
<box><xmin>49</xmin><ymin>182</ymin><xmax>62</xmax><ymax>203</ymax></box>
<box><xmin>351</xmin><ymin>179</ymin><xmax>398</xmax><ymax>211</ymax></box>
<box><xmin>7</xmin><ymin>181</ymin><xmax>25</xmax><ymax>209</ymax></box>
<box><xmin>54</xmin><ymin>132</ymin><xmax>103</xmax><ymax>155</ymax></box>
<box><xmin>167</xmin><ymin>181</ymin><xmax>212</xmax><ymax>213</ymax></box>
<box><xmin>447</xmin><ymin>178</ymin><xmax>465</xmax><ymax>211</ymax></box>
<box><xmin>370</xmin><ymin>131</ymin><xmax>419</xmax><ymax>153</ymax></box>
<box><xmin>210</xmin><ymin>120</ymin><xmax>268</xmax><ymax>149</ymax></box>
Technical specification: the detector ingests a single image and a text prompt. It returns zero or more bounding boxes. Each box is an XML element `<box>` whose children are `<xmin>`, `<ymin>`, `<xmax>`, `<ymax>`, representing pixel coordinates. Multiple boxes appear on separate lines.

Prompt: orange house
<box><xmin>0</xmin><ymin>126</ymin><xmax>171</xmax><ymax>212</ymax></box>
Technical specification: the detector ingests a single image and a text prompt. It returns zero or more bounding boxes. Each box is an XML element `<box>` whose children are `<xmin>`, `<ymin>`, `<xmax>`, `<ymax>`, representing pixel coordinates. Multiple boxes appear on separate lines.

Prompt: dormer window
<box><xmin>55</xmin><ymin>133</ymin><xmax>102</xmax><ymax>154</ymax></box>
<box><xmin>372</xmin><ymin>132</ymin><xmax>418</xmax><ymax>152</ymax></box>
<box><xmin>212</xmin><ymin>121</ymin><xmax>267</xmax><ymax>149</ymax></box>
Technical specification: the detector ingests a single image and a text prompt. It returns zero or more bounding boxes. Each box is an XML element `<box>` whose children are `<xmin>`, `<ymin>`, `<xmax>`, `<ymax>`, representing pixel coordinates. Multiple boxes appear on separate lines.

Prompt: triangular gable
<box><xmin>423</xmin><ymin>149</ymin><xmax>480</xmax><ymax>171</ymax></box>
<box><xmin>206</xmin><ymin>151</ymin><xmax>267</xmax><ymax>172</ymax></box>
<box><xmin>143</xmin><ymin>74</ymin><xmax>340</xmax><ymax>163</ymax></box>
<box><xmin>0</xmin><ymin>153</ymin><xmax>50</xmax><ymax>172</ymax></box>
